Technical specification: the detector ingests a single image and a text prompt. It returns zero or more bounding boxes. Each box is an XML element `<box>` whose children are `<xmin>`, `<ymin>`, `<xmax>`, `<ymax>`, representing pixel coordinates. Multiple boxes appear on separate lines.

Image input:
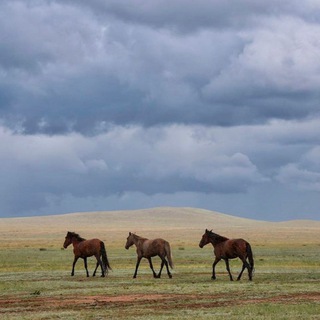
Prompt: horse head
<box><xmin>63</xmin><ymin>231</ymin><xmax>74</xmax><ymax>249</ymax></box>
<box><xmin>199</xmin><ymin>229</ymin><xmax>212</xmax><ymax>248</ymax></box>
<box><xmin>125</xmin><ymin>232</ymin><xmax>135</xmax><ymax>250</ymax></box>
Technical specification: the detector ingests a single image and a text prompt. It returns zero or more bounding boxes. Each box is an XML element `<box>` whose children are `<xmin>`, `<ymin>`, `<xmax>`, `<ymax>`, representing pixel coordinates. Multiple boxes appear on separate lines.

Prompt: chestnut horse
<box><xmin>199</xmin><ymin>229</ymin><xmax>254</xmax><ymax>281</ymax></box>
<box><xmin>63</xmin><ymin>231</ymin><xmax>111</xmax><ymax>277</ymax></box>
<box><xmin>125</xmin><ymin>232</ymin><xmax>174</xmax><ymax>279</ymax></box>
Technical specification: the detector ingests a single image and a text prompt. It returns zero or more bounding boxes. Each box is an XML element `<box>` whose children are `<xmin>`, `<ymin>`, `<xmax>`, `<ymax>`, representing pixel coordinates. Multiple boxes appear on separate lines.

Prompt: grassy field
<box><xmin>0</xmin><ymin>207</ymin><xmax>319</xmax><ymax>319</ymax></box>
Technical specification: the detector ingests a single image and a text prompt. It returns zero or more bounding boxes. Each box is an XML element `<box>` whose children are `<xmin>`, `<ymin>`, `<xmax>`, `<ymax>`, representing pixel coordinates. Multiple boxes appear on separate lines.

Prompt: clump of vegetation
<box><xmin>30</xmin><ymin>290</ymin><xmax>41</xmax><ymax>295</ymax></box>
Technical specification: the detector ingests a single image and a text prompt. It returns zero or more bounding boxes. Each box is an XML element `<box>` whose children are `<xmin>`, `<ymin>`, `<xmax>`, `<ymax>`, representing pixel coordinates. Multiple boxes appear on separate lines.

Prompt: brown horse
<box><xmin>199</xmin><ymin>229</ymin><xmax>254</xmax><ymax>281</ymax></box>
<box><xmin>125</xmin><ymin>232</ymin><xmax>174</xmax><ymax>279</ymax></box>
<box><xmin>63</xmin><ymin>231</ymin><xmax>111</xmax><ymax>277</ymax></box>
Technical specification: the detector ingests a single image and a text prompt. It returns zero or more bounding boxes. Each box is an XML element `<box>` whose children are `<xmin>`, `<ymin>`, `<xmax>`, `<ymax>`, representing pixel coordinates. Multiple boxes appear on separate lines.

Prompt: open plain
<box><xmin>0</xmin><ymin>207</ymin><xmax>319</xmax><ymax>319</ymax></box>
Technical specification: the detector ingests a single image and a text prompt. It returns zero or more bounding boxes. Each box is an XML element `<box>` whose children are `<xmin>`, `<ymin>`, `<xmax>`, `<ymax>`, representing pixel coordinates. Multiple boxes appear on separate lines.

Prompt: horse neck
<box><xmin>209</xmin><ymin>233</ymin><xmax>229</xmax><ymax>246</ymax></box>
<box><xmin>71</xmin><ymin>237</ymin><xmax>85</xmax><ymax>247</ymax></box>
<box><xmin>132</xmin><ymin>235</ymin><xmax>147</xmax><ymax>247</ymax></box>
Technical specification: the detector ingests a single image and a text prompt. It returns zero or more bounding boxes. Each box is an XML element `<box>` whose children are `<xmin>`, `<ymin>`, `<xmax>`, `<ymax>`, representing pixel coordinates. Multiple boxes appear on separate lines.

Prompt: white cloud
<box><xmin>0</xmin><ymin>124</ymin><xmax>267</xmax><ymax>214</ymax></box>
<box><xmin>203</xmin><ymin>16</ymin><xmax>320</xmax><ymax>105</ymax></box>
<box><xmin>1</xmin><ymin>117</ymin><xmax>320</xmax><ymax>216</ymax></box>
<box><xmin>277</xmin><ymin>164</ymin><xmax>320</xmax><ymax>192</ymax></box>
<box><xmin>277</xmin><ymin>145</ymin><xmax>320</xmax><ymax>192</ymax></box>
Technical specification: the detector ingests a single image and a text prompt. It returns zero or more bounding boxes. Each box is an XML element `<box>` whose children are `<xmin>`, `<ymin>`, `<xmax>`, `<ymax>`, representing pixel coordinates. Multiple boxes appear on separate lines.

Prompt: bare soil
<box><xmin>1</xmin><ymin>291</ymin><xmax>319</xmax><ymax>313</ymax></box>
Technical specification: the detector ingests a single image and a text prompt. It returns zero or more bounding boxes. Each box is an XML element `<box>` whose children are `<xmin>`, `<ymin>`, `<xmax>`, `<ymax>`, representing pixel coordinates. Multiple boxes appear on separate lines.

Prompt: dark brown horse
<box><xmin>63</xmin><ymin>231</ymin><xmax>111</xmax><ymax>277</ymax></box>
<box><xmin>199</xmin><ymin>229</ymin><xmax>254</xmax><ymax>281</ymax></box>
<box><xmin>125</xmin><ymin>232</ymin><xmax>174</xmax><ymax>279</ymax></box>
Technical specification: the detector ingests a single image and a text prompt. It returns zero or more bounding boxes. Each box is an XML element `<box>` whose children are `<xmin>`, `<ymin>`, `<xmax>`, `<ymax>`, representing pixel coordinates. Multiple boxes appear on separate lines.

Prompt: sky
<box><xmin>0</xmin><ymin>0</ymin><xmax>320</xmax><ymax>221</ymax></box>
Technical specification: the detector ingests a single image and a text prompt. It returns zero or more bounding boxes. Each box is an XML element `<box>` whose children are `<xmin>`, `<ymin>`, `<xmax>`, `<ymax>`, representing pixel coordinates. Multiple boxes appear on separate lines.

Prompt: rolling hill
<box><xmin>0</xmin><ymin>207</ymin><xmax>319</xmax><ymax>248</ymax></box>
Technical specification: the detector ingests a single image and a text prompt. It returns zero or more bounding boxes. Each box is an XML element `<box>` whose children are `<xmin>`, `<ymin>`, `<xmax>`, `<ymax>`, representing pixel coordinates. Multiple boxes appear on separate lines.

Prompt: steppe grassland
<box><xmin>0</xmin><ymin>207</ymin><xmax>319</xmax><ymax>319</ymax></box>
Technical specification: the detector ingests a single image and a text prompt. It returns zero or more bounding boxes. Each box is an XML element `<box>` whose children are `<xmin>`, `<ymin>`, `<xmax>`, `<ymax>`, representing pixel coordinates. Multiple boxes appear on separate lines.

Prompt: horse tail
<box><xmin>246</xmin><ymin>242</ymin><xmax>254</xmax><ymax>271</ymax></box>
<box><xmin>100</xmin><ymin>241</ymin><xmax>112</xmax><ymax>273</ymax></box>
<box><xmin>165</xmin><ymin>241</ymin><xmax>174</xmax><ymax>269</ymax></box>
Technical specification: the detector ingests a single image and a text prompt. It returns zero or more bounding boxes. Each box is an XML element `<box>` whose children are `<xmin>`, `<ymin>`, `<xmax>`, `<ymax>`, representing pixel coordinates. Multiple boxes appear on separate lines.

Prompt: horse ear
<box><xmin>129</xmin><ymin>232</ymin><xmax>131</xmax><ymax>235</ymax></box>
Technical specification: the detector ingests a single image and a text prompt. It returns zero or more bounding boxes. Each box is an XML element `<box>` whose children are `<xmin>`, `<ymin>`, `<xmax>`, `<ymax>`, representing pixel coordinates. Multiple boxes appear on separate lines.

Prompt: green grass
<box><xmin>0</xmin><ymin>245</ymin><xmax>319</xmax><ymax>319</ymax></box>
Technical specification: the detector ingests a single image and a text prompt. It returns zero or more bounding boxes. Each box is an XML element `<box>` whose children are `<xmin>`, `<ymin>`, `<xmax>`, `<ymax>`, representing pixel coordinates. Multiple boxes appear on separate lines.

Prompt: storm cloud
<box><xmin>0</xmin><ymin>1</ymin><xmax>319</xmax><ymax>220</ymax></box>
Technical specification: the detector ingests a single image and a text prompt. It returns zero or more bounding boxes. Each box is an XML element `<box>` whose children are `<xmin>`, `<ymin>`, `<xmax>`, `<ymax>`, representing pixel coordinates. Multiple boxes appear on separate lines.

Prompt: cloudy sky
<box><xmin>1</xmin><ymin>0</ymin><xmax>320</xmax><ymax>221</ymax></box>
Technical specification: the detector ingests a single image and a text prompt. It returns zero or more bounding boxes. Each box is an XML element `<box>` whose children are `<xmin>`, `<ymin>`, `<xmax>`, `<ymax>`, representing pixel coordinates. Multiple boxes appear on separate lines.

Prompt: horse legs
<box><xmin>83</xmin><ymin>257</ymin><xmax>89</xmax><ymax>277</ymax></box>
<box><xmin>224</xmin><ymin>259</ymin><xmax>233</xmax><ymax>281</ymax></box>
<box><xmin>211</xmin><ymin>257</ymin><xmax>220</xmax><ymax>280</ymax></box>
<box><xmin>71</xmin><ymin>257</ymin><xmax>79</xmax><ymax>276</ymax></box>
<box><xmin>237</xmin><ymin>259</ymin><xmax>252</xmax><ymax>281</ymax></box>
<box><xmin>96</xmin><ymin>255</ymin><xmax>106</xmax><ymax>277</ymax></box>
<box><xmin>91</xmin><ymin>254</ymin><xmax>105</xmax><ymax>277</ymax></box>
<box><xmin>147</xmin><ymin>258</ymin><xmax>157</xmax><ymax>278</ymax></box>
<box><xmin>133</xmin><ymin>256</ymin><xmax>142</xmax><ymax>278</ymax></box>
<box><xmin>237</xmin><ymin>262</ymin><xmax>246</xmax><ymax>281</ymax></box>
<box><xmin>159</xmin><ymin>258</ymin><xmax>172</xmax><ymax>279</ymax></box>
<box><xmin>247</xmin><ymin>261</ymin><xmax>253</xmax><ymax>281</ymax></box>
<box><xmin>158</xmin><ymin>260</ymin><xmax>164</xmax><ymax>278</ymax></box>
<box><xmin>92</xmin><ymin>261</ymin><xmax>100</xmax><ymax>277</ymax></box>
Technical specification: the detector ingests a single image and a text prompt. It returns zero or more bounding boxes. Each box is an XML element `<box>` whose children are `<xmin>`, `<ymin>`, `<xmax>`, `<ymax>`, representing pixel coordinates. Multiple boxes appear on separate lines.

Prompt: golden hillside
<box><xmin>0</xmin><ymin>207</ymin><xmax>319</xmax><ymax>248</ymax></box>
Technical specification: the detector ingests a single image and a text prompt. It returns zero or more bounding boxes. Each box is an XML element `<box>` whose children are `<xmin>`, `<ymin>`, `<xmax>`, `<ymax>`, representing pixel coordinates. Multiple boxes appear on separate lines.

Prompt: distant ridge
<box><xmin>1</xmin><ymin>206</ymin><xmax>318</xmax><ymax>224</ymax></box>
<box><xmin>0</xmin><ymin>207</ymin><xmax>319</xmax><ymax>247</ymax></box>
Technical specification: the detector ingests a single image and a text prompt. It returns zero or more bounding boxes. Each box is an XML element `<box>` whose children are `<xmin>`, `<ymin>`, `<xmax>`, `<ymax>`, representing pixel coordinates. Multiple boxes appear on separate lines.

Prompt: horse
<box><xmin>125</xmin><ymin>232</ymin><xmax>174</xmax><ymax>279</ymax></box>
<box><xmin>63</xmin><ymin>231</ymin><xmax>111</xmax><ymax>277</ymax></box>
<box><xmin>199</xmin><ymin>229</ymin><xmax>254</xmax><ymax>281</ymax></box>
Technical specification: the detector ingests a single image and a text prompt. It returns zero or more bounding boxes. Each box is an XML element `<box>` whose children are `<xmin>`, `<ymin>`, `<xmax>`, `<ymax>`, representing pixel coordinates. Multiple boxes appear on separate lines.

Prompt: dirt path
<box><xmin>1</xmin><ymin>291</ymin><xmax>319</xmax><ymax>313</ymax></box>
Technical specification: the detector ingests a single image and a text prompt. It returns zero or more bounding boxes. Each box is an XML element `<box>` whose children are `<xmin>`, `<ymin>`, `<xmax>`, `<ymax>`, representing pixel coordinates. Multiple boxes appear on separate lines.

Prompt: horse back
<box><xmin>215</xmin><ymin>238</ymin><xmax>248</xmax><ymax>259</ymax></box>
<box><xmin>75</xmin><ymin>238</ymin><xmax>102</xmax><ymax>257</ymax></box>
<box><xmin>141</xmin><ymin>238</ymin><xmax>167</xmax><ymax>257</ymax></box>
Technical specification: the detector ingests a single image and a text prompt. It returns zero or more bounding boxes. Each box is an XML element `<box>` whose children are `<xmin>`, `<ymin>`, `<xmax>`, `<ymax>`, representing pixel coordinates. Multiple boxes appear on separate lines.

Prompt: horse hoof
<box><xmin>169</xmin><ymin>274</ymin><xmax>172</xmax><ymax>279</ymax></box>
<box><xmin>211</xmin><ymin>277</ymin><xmax>216</xmax><ymax>280</ymax></box>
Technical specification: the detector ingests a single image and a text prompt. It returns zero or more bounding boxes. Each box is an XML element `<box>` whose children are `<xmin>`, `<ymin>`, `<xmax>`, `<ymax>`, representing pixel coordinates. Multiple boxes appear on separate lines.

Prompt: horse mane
<box><xmin>68</xmin><ymin>231</ymin><xmax>86</xmax><ymax>242</ymax></box>
<box><xmin>132</xmin><ymin>233</ymin><xmax>147</xmax><ymax>241</ymax></box>
<box><xmin>208</xmin><ymin>230</ymin><xmax>229</xmax><ymax>243</ymax></box>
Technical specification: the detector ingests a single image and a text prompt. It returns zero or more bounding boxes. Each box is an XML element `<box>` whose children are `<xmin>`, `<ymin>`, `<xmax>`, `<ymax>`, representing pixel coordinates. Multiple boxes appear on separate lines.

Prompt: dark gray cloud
<box><xmin>58</xmin><ymin>0</ymin><xmax>320</xmax><ymax>32</ymax></box>
<box><xmin>1</xmin><ymin>1</ymin><xmax>320</xmax><ymax>135</ymax></box>
<box><xmin>0</xmin><ymin>1</ymin><xmax>320</xmax><ymax>219</ymax></box>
